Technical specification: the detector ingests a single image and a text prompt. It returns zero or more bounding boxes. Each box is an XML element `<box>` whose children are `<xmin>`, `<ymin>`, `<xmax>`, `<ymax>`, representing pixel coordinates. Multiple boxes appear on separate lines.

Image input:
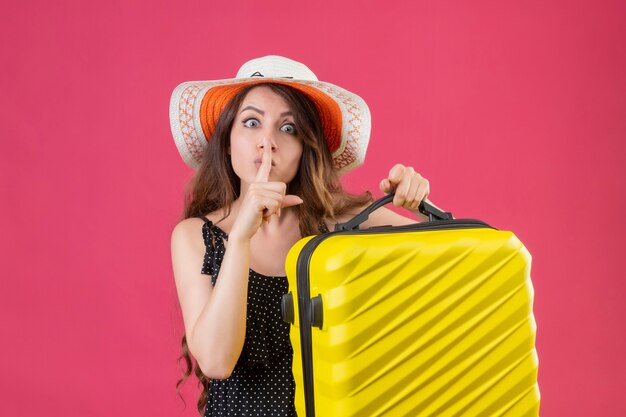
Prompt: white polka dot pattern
<box><xmin>199</xmin><ymin>217</ymin><xmax>297</xmax><ymax>417</ymax></box>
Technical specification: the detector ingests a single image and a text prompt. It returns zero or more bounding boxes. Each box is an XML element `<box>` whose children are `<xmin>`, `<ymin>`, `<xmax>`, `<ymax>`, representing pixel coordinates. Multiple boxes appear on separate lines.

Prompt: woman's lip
<box><xmin>254</xmin><ymin>158</ymin><xmax>276</xmax><ymax>166</ymax></box>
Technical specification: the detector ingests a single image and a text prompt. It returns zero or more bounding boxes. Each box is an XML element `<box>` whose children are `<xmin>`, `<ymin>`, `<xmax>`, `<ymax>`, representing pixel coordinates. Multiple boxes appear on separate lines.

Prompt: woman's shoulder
<box><xmin>173</xmin><ymin>208</ymin><xmax>227</xmax><ymax>229</ymax></box>
<box><xmin>174</xmin><ymin>208</ymin><xmax>222</xmax><ymax>230</ymax></box>
<box><xmin>171</xmin><ymin>217</ymin><xmax>207</xmax><ymax>253</ymax></box>
<box><xmin>171</xmin><ymin>209</ymin><xmax>232</xmax><ymax>244</ymax></box>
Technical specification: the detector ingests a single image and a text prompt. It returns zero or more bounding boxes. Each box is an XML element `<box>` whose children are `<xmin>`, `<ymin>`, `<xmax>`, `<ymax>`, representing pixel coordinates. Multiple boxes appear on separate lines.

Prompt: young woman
<box><xmin>170</xmin><ymin>56</ymin><xmax>433</xmax><ymax>416</ymax></box>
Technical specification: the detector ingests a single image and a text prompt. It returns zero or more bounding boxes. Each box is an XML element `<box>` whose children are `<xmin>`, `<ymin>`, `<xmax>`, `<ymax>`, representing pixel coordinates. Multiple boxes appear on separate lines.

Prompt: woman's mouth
<box><xmin>254</xmin><ymin>158</ymin><xmax>276</xmax><ymax>166</ymax></box>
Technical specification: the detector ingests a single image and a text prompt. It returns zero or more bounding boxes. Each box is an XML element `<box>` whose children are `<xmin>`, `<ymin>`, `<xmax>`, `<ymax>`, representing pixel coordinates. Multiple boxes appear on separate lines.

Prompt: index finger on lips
<box><xmin>255</xmin><ymin>137</ymin><xmax>273</xmax><ymax>183</ymax></box>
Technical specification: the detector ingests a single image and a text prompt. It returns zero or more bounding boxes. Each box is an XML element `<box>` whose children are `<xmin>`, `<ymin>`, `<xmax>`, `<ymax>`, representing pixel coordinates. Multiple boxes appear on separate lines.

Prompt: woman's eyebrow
<box><xmin>240</xmin><ymin>105</ymin><xmax>264</xmax><ymax>115</ymax></box>
<box><xmin>240</xmin><ymin>105</ymin><xmax>293</xmax><ymax>118</ymax></box>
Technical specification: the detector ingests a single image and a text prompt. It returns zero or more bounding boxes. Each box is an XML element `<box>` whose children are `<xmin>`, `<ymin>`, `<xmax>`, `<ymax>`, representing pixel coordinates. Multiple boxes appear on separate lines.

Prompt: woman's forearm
<box><xmin>189</xmin><ymin>237</ymin><xmax>250</xmax><ymax>379</ymax></box>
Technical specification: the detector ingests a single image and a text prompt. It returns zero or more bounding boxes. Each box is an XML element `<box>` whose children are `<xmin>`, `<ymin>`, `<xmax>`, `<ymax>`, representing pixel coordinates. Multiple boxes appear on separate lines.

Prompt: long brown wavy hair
<box><xmin>175</xmin><ymin>82</ymin><xmax>372</xmax><ymax>415</ymax></box>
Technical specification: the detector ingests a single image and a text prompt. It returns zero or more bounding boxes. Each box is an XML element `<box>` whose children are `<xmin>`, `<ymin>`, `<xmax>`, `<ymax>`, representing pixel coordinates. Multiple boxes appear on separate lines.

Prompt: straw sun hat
<box><xmin>169</xmin><ymin>55</ymin><xmax>371</xmax><ymax>174</ymax></box>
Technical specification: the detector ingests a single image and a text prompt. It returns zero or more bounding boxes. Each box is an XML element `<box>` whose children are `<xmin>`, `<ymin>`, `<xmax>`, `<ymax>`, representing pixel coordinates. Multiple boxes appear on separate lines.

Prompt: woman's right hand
<box><xmin>229</xmin><ymin>138</ymin><xmax>303</xmax><ymax>242</ymax></box>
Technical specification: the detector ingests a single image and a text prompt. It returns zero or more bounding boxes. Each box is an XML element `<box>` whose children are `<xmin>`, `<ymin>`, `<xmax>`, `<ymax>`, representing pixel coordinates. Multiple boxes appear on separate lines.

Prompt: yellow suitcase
<box><xmin>282</xmin><ymin>195</ymin><xmax>540</xmax><ymax>416</ymax></box>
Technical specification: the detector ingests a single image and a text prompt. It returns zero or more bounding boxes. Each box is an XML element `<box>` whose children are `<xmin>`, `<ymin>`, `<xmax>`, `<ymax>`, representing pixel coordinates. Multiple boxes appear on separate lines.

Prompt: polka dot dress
<box><xmin>199</xmin><ymin>217</ymin><xmax>297</xmax><ymax>417</ymax></box>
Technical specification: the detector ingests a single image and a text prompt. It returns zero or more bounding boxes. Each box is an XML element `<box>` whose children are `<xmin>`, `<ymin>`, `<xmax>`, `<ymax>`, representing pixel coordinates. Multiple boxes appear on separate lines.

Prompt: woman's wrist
<box><xmin>226</xmin><ymin>231</ymin><xmax>251</xmax><ymax>247</ymax></box>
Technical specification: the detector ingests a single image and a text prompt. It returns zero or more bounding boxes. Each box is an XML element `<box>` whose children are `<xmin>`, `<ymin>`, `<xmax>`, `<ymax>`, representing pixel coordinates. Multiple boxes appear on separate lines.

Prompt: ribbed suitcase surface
<box><xmin>284</xmin><ymin>220</ymin><xmax>540</xmax><ymax>417</ymax></box>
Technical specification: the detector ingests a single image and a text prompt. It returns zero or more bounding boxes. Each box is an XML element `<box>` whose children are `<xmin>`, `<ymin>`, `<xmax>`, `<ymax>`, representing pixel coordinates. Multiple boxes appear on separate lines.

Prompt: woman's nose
<box><xmin>258</xmin><ymin>135</ymin><xmax>277</xmax><ymax>151</ymax></box>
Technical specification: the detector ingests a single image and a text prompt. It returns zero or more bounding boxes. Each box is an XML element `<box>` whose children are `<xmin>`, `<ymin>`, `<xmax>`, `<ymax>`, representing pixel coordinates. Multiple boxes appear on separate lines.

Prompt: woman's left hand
<box><xmin>379</xmin><ymin>164</ymin><xmax>430</xmax><ymax>212</ymax></box>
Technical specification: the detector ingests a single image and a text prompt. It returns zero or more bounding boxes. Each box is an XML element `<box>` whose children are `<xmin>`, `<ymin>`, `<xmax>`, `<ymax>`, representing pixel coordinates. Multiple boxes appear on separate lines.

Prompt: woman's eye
<box><xmin>281</xmin><ymin>123</ymin><xmax>297</xmax><ymax>134</ymax></box>
<box><xmin>243</xmin><ymin>118</ymin><xmax>260</xmax><ymax>128</ymax></box>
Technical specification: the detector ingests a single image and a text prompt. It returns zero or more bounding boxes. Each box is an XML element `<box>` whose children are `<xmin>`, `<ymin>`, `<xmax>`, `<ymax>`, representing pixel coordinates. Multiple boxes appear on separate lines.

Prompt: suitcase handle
<box><xmin>281</xmin><ymin>293</ymin><xmax>294</xmax><ymax>324</ymax></box>
<box><xmin>335</xmin><ymin>193</ymin><xmax>453</xmax><ymax>231</ymax></box>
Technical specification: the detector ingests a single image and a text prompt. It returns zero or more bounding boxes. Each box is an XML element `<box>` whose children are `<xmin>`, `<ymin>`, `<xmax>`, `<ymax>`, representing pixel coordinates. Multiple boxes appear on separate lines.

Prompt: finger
<box><xmin>261</xmin><ymin>210</ymin><xmax>272</xmax><ymax>225</ymax></box>
<box><xmin>281</xmin><ymin>195</ymin><xmax>304</xmax><ymax>208</ymax></box>
<box><xmin>255</xmin><ymin>137</ymin><xmax>273</xmax><ymax>183</ymax></box>
<box><xmin>257</xmin><ymin>193</ymin><xmax>302</xmax><ymax>215</ymax></box>
<box><xmin>387</xmin><ymin>164</ymin><xmax>405</xmax><ymax>188</ymax></box>
<box><xmin>261</xmin><ymin>209</ymin><xmax>271</xmax><ymax>224</ymax></box>
<box><xmin>259</xmin><ymin>198</ymin><xmax>282</xmax><ymax>218</ymax></box>
<box><xmin>409</xmin><ymin>191</ymin><xmax>422</xmax><ymax>210</ymax></box>
<box><xmin>404</xmin><ymin>175</ymin><xmax>420</xmax><ymax>209</ymax></box>
<box><xmin>250</xmin><ymin>189</ymin><xmax>284</xmax><ymax>210</ymax></box>
<box><xmin>393</xmin><ymin>167</ymin><xmax>413</xmax><ymax>207</ymax></box>
<box><xmin>252</xmin><ymin>181</ymin><xmax>287</xmax><ymax>194</ymax></box>
<box><xmin>379</xmin><ymin>178</ymin><xmax>392</xmax><ymax>194</ymax></box>
<box><xmin>410</xmin><ymin>178</ymin><xmax>430</xmax><ymax>210</ymax></box>
<box><xmin>409</xmin><ymin>186</ymin><xmax>423</xmax><ymax>211</ymax></box>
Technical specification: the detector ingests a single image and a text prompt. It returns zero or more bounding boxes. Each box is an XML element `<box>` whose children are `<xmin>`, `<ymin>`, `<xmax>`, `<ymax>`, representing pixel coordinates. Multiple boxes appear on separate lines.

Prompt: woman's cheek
<box><xmin>229</xmin><ymin>147</ymin><xmax>254</xmax><ymax>182</ymax></box>
<box><xmin>286</xmin><ymin>143</ymin><xmax>304</xmax><ymax>181</ymax></box>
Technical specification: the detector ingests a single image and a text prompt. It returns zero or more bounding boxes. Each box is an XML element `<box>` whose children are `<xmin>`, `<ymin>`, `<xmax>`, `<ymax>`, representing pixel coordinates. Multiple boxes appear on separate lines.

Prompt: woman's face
<box><xmin>230</xmin><ymin>86</ymin><xmax>304</xmax><ymax>189</ymax></box>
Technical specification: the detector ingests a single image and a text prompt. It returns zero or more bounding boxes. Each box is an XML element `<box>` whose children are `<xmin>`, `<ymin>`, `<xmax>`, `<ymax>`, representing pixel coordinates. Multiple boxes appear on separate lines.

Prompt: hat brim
<box><xmin>170</xmin><ymin>77</ymin><xmax>370</xmax><ymax>175</ymax></box>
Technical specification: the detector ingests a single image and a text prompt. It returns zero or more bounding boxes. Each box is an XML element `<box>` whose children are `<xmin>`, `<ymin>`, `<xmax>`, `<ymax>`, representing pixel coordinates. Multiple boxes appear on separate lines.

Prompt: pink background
<box><xmin>1</xmin><ymin>0</ymin><xmax>624</xmax><ymax>416</ymax></box>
